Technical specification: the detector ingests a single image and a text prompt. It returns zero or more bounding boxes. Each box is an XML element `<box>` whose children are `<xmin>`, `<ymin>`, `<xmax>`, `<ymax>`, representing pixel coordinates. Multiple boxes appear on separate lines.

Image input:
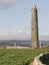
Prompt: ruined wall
<box><xmin>33</xmin><ymin>52</ymin><xmax>49</xmax><ymax>65</ymax></box>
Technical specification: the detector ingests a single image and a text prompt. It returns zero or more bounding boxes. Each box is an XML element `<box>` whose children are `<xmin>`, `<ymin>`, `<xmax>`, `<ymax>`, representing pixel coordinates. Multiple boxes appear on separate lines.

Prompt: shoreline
<box><xmin>0</xmin><ymin>46</ymin><xmax>31</xmax><ymax>49</ymax></box>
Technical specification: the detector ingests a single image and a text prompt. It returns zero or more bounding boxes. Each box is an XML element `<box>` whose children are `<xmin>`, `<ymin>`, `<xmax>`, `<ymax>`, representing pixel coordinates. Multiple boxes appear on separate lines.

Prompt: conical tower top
<box><xmin>32</xmin><ymin>4</ymin><xmax>37</xmax><ymax>10</ymax></box>
<box><xmin>33</xmin><ymin>4</ymin><xmax>36</xmax><ymax>9</ymax></box>
<box><xmin>31</xmin><ymin>4</ymin><xmax>37</xmax><ymax>13</ymax></box>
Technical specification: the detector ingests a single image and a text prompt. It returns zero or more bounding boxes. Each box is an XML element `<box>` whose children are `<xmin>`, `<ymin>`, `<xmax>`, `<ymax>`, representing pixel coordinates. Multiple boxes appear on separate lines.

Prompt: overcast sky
<box><xmin>0</xmin><ymin>0</ymin><xmax>49</xmax><ymax>40</ymax></box>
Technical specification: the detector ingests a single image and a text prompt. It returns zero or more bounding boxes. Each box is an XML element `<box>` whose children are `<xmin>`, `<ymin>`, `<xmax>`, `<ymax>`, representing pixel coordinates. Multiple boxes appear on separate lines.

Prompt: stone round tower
<box><xmin>31</xmin><ymin>5</ymin><xmax>39</xmax><ymax>48</ymax></box>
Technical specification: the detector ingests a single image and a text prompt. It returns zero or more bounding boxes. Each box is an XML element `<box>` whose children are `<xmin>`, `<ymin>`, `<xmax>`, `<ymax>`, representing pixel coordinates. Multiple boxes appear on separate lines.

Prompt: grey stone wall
<box><xmin>33</xmin><ymin>52</ymin><xmax>49</xmax><ymax>65</ymax></box>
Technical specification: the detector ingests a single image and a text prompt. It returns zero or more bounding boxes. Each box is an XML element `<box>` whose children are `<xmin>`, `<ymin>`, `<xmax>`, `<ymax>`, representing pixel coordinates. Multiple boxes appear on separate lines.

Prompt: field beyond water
<box><xmin>0</xmin><ymin>48</ymin><xmax>49</xmax><ymax>65</ymax></box>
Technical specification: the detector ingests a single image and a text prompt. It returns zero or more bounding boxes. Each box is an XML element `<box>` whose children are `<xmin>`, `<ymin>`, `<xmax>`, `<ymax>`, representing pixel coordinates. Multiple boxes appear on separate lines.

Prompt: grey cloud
<box><xmin>0</xmin><ymin>0</ymin><xmax>17</xmax><ymax>8</ymax></box>
<box><xmin>0</xmin><ymin>26</ymin><xmax>30</xmax><ymax>40</ymax></box>
<box><xmin>0</xmin><ymin>0</ymin><xmax>28</xmax><ymax>8</ymax></box>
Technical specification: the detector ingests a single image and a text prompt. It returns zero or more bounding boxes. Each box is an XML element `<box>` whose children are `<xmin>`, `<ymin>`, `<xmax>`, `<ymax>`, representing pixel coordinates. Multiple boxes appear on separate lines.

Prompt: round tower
<box><xmin>31</xmin><ymin>5</ymin><xmax>39</xmax><ymax>48</ymax></box>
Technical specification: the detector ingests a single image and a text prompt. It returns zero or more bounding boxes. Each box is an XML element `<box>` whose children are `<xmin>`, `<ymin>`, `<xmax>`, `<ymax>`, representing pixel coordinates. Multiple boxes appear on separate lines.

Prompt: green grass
<box><xmin>0</xmin><ymin>48</ymin><xmax>49</xmax><ymax>65</ymax></box>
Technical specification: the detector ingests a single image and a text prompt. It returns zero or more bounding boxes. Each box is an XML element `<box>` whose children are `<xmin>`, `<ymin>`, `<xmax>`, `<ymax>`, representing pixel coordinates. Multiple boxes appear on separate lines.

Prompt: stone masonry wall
<box><xmin>33</xmin><ymin>52</ymin><xmax>49</xmax><ymax>65</ymax></box>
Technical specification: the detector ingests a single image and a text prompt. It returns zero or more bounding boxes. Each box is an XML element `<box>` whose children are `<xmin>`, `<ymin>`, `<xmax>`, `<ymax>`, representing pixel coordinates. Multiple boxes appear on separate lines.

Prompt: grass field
<box><xmin>0</xmin><ymin>48</ymin><xmax>49</xmax><ymax>65</ymax></box>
